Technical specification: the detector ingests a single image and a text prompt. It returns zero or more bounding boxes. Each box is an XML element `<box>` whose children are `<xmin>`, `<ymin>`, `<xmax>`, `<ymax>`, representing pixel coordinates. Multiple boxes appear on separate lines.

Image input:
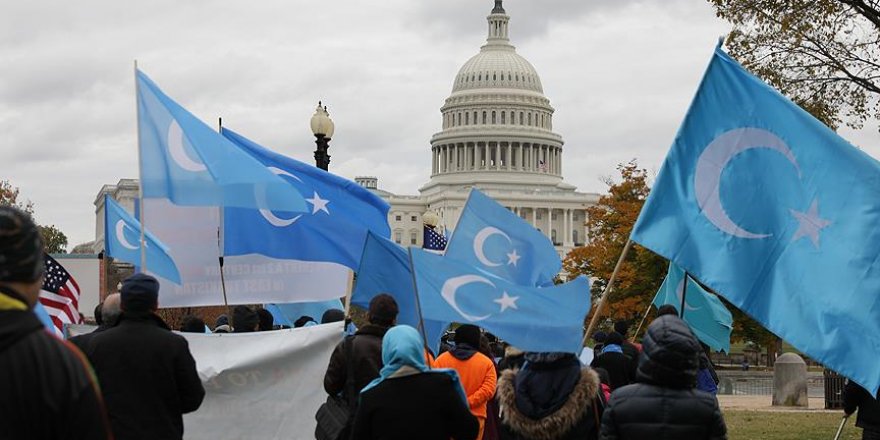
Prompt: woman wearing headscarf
<box><xmin>350</xmin><ymin>325</ymin><xmax>479</xmax><ymax>440</ymax></box>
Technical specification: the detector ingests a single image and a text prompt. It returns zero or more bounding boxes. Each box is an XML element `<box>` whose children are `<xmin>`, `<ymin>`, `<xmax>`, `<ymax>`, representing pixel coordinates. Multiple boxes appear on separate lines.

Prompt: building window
<box><xmin>456</xmin><ymin>113</ymin><xmax>461</xmax><ymax>126</ymax></box>
<box><xmin>519</xmin><ymin>112</ymin><xmax>524</xmax><ymax>125</ymax></box>
<box><xmin>410</xmin><ymin>230</ymin><xmax>418</xmax><ymax>245</ymax></box>
<box><xmin>473</xmin><ymin>111</ymin><xmax>477</xmax><ymax>124</ymax></box>
<box><xmin>395</xmin><ymin>215</ymin><xmax>402</xmax><ymax>221</ymax></box>
<box><xmin>482</xmin><ymin>111</ymin><xmax>487</xmax><ymax>124</ymax></box>
<box><xmin>465</xmin><ymin>112</ymin><xmax>469</xmax><ymax>125</ymax></box>
<box><xmin>551</xmin><ymin>212</ymin><xmax>558</xmax><ymax>220</ymax></box>
<box><xmin>501</xmin><ymin>111</ymin><xmax>506</xmax><ymax>124</ymax></box>
<box><xmin>394</xmin><ymin>230</ymin><xmax>402</xmax><ymax>244</ymax></box>
<box><xmin>536</xmin><ymin>211</ymin><xmax>542</xmax><ymax>220</ymax></box>
<box><xmin>528</xmin><ymin>113</ymin><xmax>532</xmax><ymax>126</ymax></box>
<box><xmin>492</xmin><ymin>111</ymin><xmax>496</xmax><ymax>124</ymax></box>
<box><xmin>551</xmin><ymin>229</ymin><xmax>557</xmax><ymax>243</ymax></box>
<box><xmin>411</xmin><ymin>215</ymin><xmax>417</xmax><ymax>222</ymax></box>
<box><xmin>573</xmin><ymin>230</ymin><xmax>579</xmax><ymax>244</ymax></box>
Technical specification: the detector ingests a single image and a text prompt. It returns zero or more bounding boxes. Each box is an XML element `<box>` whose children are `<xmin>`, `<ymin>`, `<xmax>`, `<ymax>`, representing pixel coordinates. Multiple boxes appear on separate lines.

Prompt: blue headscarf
<box><xmin>361</xmin><ymin>325</ymin><xmax>467</xmax><ymax>404</ymax></box>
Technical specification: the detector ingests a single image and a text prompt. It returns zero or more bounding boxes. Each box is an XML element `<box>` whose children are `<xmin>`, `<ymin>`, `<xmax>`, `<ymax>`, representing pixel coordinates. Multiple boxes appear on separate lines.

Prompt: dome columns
<box><xmin>430</xmin><ymin>141</ymin><xmax>562</xmax><ymax>176</ymax></box>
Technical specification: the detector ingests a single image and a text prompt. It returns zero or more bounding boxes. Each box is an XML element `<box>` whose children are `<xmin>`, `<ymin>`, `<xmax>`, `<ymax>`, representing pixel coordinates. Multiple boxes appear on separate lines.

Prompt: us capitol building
<box><xmin>93</xmin><ymin>1</ymin><xmax>597</xmax><ymax>257</ymax></box>
<box><xmin>362</xmin><ymin>0</ymin><xmax>598</xmax><ymax>255</ymax></box>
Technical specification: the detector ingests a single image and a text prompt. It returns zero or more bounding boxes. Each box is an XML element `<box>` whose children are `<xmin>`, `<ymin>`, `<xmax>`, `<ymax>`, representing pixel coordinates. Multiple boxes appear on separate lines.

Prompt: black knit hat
<box><xmin>0</xmin><ymin>206</ymin><xmax>44</xmax><ymax>283</ymax></box>
<box><xmin>321</xmin><ymin>308</ymin><xmax>345</xmax><ymax>324</ymax></box>
<box><xmin>120</xmin><ymin>273</ymin><xmax>160</xmax><ymax>313</ymax></box>
<box><xmin>455</xmin><ymin>324</ymin><xmax>481</xmax><ymax>348</ymax></box>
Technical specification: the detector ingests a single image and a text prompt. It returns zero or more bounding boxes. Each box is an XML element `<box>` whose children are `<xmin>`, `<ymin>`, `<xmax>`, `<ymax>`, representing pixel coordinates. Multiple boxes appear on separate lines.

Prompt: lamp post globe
<box><xmin>310</xmin><ymin>101</ymin><xmax>334</xmax><ymax>170</ymax></box>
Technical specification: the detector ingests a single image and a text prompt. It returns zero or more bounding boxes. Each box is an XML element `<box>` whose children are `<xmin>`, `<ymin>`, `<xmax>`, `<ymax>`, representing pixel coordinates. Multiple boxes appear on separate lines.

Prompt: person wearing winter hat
<box><xmin>232</xmin><ymin>305</ymin><xmax>259</xmax><ymax>333</ymax></box>
<box><xmin>599</xmin><ymin>314</ymin><xmax>727</xmax><ymax>440</ymax></box>
<box><xmin>0</xmin><ymin>206</ymin><xmax>112</xmax><ymax>439</ymax></box>
<box><xmin>498</xmin><ymin>352</ymin><xmax>605</xmax><ymax>440</ymax></box>
<box><xmin>83</xmin><ymin>273</ymin><xmax>205</xmax><ymax>440</ymax></box>
<box><xmin>590</xmin><ymin>331</ymin><xmax>636</xmax><ymax>391</ymax></box>
<box><xmin>433</xmin><ymin>324</ymin><xmax>497</xmax><ymax>440</ymax></box>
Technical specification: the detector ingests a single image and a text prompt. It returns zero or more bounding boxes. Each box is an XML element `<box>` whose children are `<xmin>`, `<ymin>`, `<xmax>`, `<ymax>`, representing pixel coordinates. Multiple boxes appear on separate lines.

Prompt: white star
<box><xmin>493</xmin><ymin>291</ymin><xmax>519</xmax><ymax>313</ymax></box>
<box><xmin>506</xmin><ymin>249</ymin><xmax>521</xmax><ymax>266</ymax></box>
<box><xmin>306</xmin><ymin>191</ymin><xmax>330</xmax><ymax>215</ymax></box>
<box><xmin>789</xmin><ymin>199</ymin><xmax>832</xmax><ymax>249</ymax></box>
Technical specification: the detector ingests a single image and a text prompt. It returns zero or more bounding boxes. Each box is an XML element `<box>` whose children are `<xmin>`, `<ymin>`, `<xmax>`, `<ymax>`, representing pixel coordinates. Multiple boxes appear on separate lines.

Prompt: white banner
<box><xmin>143</xmin><ymin>199</ymin><xmax>349</xmax><ymax>307</ymax></box>
<box><xmin>182</xmin><ymin>322</ymin><xmax>343</xmax><ymax>439</ymax></box>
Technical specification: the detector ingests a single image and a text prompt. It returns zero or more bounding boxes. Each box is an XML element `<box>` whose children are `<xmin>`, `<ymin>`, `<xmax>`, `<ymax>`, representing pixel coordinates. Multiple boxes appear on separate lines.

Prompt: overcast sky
<box><xmin>2</xmin><ymin>0</ymin><xmax>878</xmax><ymax>248</ymax></box>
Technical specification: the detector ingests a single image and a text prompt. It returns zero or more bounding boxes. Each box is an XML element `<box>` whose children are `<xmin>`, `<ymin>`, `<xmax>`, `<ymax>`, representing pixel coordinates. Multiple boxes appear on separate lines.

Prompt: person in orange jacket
<box><xmin>434</xmin><ymin>324</ymin><xmax>497</xmax><ymax>439</ymax></box>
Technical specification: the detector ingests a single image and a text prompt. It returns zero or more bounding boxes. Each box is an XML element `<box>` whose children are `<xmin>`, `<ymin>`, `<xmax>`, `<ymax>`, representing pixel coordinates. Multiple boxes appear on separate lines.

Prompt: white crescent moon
<box><xmin>259</xmin><ymin>167</ymin><xmax>304</xmax><ymax>227</ymax></box>
<box><xmin>674</xmin><ymin>278</ymin><xmax>699</xmax><ymax>311</ymax></box>
<box><xmin>115</xmin><ymin>220</ymin><xmax>139</xmax><ymax>250</ymax></box>
<box><xmin>473</xmin><ymin>226</ymin><xmax>512</xmax><ymax>267</ymax></box>
<box><xmin>694</xmin><ymin>128</ymin><xmax>800</xmax><ymax>239</ymax></box>
<box><xmin>167</xmin><ymin>119</ymin><xmax>207</xmax><ymax>172</ymax></box>
<box><xmin>440</xmin><ymin>274</ymin><xmax>494</xmax><ymax>322</ymax></box>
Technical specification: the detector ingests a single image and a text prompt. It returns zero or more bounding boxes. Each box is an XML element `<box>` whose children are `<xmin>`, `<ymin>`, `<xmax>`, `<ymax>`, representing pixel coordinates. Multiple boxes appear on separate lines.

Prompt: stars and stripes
<box><xmin>538</xmin><ymin>160</ymin><xmax>547</xmax><ymax>172</ymax></box>
<box><xmin>40</xmin><ymin>254</ymin><xmax>82</xmax><ymax>335</ymax></box>
<box><xmin>423</xmin><ymin>225</ymin><xmax>448</xmax><ymax>253</ymax></box>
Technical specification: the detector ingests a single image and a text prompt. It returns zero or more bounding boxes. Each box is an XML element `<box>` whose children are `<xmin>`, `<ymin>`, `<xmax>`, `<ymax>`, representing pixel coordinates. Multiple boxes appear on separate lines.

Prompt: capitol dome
<box><xmin>425</xmin><ymin>0</ymin><xmax>565</xmax><ymax>192</ymax></box>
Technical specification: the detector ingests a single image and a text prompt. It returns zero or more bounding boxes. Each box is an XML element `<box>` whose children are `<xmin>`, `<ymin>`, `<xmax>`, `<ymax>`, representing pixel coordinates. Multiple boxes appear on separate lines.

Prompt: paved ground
<box><xmin>718</xmin><ymin>395</ymin><xmax>841</xmax><ymax>413</ymax></box>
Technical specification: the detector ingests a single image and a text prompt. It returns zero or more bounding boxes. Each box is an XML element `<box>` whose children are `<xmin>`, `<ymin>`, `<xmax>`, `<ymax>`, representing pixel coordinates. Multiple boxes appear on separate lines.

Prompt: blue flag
<box><xmin>104</xmin><ymin>195</ymin><xmax>181</xmax><ymax>284</ymax></box>
<box><xmin>351</xmin><ymin>232</ymin><xmax>447</xmax><ymax>352</ymax></box>
<box><xmin>266</xmin><ymin>299</ymin><xmax>343</xmax><ymax>327</ymax></box>
<box><xmin>410</xmin><ymin>247</ymin><xmax>590</xmax><ymax>353</ymax></box>
<box><xmin>446</xmin><ymin>189</ymin><xmax>560</xmax><ymax>286</ymax></box>
<box><xmin>630</xmin><ymin>44</ymin><xmax>880</xmax><ymax>393</ymax></box>
<box><xmin>220</xmin><ymin>128</ymin><xmax>391</xmax><ymax>270</ymax></box>
<box><xmin>136</xmin><ymin>70</ymin><xmax>306</xmax><ymax>211</ymax></box>
<box><xmin>653</xmin><ymin>263</ymin><xmax>733</xmax><ymax>353</ymax></box>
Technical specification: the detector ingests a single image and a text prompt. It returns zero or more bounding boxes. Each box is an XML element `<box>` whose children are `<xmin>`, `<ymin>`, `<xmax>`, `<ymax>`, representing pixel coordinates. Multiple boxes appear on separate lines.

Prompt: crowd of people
<box><xmin>2</xmin><ymin>201</ymin><xmax>880</xmax><ymax>439</ymax></box>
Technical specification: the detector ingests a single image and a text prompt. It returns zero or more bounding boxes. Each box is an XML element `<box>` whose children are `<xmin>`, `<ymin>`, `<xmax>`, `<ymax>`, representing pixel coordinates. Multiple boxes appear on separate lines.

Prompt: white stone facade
<box><xmin>365</xmin><ymin>1</ymin><xmax>598</xmax><ymax>257</ymax></box>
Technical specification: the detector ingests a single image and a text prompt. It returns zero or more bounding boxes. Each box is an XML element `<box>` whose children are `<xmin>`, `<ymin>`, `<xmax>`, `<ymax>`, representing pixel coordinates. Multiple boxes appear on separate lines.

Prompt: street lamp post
<box><xmin>310</xmin><ymin>101</ymin><xmax>335</xmax><ymax>171</ymax></box>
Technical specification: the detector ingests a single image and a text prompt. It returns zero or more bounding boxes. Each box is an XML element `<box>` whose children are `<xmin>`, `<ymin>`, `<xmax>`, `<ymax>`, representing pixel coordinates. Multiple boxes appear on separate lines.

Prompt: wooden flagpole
<box><xmin>632</xmin><ymin>300</ymin><xmax>654</xmax><ymax>343</ymax></box>
<box><xmin>133</xmin><ymin>60</ymin><xmax>148</xmax><ymax>272</ymax></box>
<box><xmin>583</xmin><ymin>239</ymin><xmax>634</xmax><ymax>345</ymax></box>
<box><xmin>216</xmin><ymin>117</ymin><xmax>231</xmax><ymax>316</ymax></box>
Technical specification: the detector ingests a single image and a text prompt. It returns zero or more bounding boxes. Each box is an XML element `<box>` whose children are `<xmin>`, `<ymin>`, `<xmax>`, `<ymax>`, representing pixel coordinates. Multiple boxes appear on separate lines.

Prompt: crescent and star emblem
<box><xmin>440</xmin><ymin>274</ymin><xmax>520</xmax><ymax>322</ymax></box>
<box><xmin>473</xmin><ymin>226</ymin><xmax>521</xmax><ymax>267</ymax></box>
<box><xmin>167</xmin><ymin>119</ymin><xmax>207</xmax><ymax>172</ymax></box>
<box><xmin>115</xmin><ymin>220</ymin><xmax>139</xmax><ymax>250</ymax></box>
<box><xmin>694</xmin><ymin>128</ymin><xmax>831</xmax><ymax>248</ymax></box>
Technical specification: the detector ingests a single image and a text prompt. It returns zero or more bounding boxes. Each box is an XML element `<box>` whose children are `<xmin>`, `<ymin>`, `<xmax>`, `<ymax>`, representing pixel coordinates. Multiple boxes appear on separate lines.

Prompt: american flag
<box><xmin>423</xmin><ymin>225</ymin><xmax>448</xmax><ymax>253</ymax></box>
<box><xmin>40</xmin><ymin>254</ymin><xmax>83</xmax><ymax>334</ymax></box>
<box><xmin>538</xmin><ymin>160</ymin><xmax>547</xmax><ymax>172</ymax></box>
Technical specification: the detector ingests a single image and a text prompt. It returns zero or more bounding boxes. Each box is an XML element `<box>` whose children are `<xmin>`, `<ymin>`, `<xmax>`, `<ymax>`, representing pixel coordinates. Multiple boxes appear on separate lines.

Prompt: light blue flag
<box><xmin>351</xmin><ymin>232</ymin><xmax>447</xmax><ymax>353</ymax></box>
<box><xmin>266</xmin><ymin>299</ymin><xmax>343</xmax><ymax>327</ymax></box>
<box><xmin>446</xmin><ymin>188</ymin><xmax>561</xmax><ymax>287</ymax></box>
<box><xmin>32</xmin><ymin>302</ymin><xmax>59</xmax><ymax>336</ymax></box>
<box><xmin>220</xmin><ymin>128</ymin><xmax>391</xmax><ymax>270</ymax></box>
<box><xmin>630</xmin><ymin>44</ymin><xmax>880</xmax><ymax>393</ymax></box>
<box><xmin>136</xmin><ymin>70</ymin><xmax>306</xmax><ymax>211</ymax></box>
<box><xmin>653</xmin><ymin>263</ymin><xmax>733</xmax><ymax>353</ymax></box>
<box><xmin>104</xmin><ymin>195</ymin><xmax>182</xmax><ymax>284</ymax></box>
<box><xmin>410</xmin><ymin>247</ymin><xmax>590</xmax><ymax>353</ymax></box>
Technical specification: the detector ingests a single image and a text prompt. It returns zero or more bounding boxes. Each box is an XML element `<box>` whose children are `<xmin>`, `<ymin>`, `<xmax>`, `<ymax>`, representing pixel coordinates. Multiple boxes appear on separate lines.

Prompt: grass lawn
<box><xmin>725</xmin><ymin>410</ymin><xmax>858</xmax><ymax>440</ymax></box>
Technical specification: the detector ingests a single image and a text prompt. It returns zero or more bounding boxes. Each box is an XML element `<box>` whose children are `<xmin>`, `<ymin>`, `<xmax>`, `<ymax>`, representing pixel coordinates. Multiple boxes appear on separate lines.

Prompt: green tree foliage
<box><xmin>709</xmin><ymin>0</ymin><xmax>880</xmax><ymax>130</ymax></box>
<box><xmin>563</xmin><ymin>161</ymin><xmax>667</xmax><ymax>330</ymax></box>
<box><xmin>0</xmin><ymin>179</ymin><xmax>68</xmax><ymax>253</ymax></box>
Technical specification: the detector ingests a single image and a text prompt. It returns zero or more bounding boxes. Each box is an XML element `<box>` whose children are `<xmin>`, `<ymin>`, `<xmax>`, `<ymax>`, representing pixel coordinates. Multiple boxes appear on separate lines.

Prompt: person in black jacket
<box><xmin>0</xmin><ymin>206</ymin><xmax>112</xmax><ymax>440</ymax></box>
<box><xmin>69</xmin><ymin>292</ymin><xmax>120</xmax><ymax>351</ymax></box>
<box><xmin>590</xmin><ymin>332</ymin><xmax>636</xmax><ymax>391</ymax></box>
<box><xmin>844</xmin><ymin>380</ymin><xmax>880</xmax><ymax>440</ymax></box>
<box><xmin>84</xmin><ymin>273</ymin><xmax>205</xmax><ymax>440</ymax></box>
<box><xmin>350</xmin><ymin>325</ymin><xmax>478</xmax><ymax>440</ymax></box>
<box><xmin>599</xmin><ymin>314</ymin><xmax>726</xmax><ymax>440</ymax></box>
<box><xmin>497</xmin><ymin>352</ymin><xmax>605</xmax><ymax>440</ymax></box>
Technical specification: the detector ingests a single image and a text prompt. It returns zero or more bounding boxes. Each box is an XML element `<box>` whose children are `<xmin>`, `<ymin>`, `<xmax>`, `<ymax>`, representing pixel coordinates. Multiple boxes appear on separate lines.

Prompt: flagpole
<box><xmin>632</xmin><ymin>300</ymin><xmax>654</xmax><ymax>343</ymax></box>
<box><xmin>343</xmin><ymin>270</ymin><xmax>354</xmax><ymax>316</ymax></box>
<box><xmin>680</xmin><ymin>272</ymin><xmax>690</xmax><ymax>320</ymax></box>
<box><xmin>134</xmin><ymin>60</ymin><xmax>147</xmax><ymax>272</ymax></box>
<box><xmin>406</xmin><ymin>247</ymin><xmax>433</xmax><ymax>359</ymax></box>
<box><xmin>102</xmin><ymin>194</ymin><xmax>110</xmax><ymax>299</ymax></box>
<box><xmin>216</xmin><ymin>117</ymin><xmax>231</xmax><ymax>316</ymax></box>
<box><xmin>583</xmin><ymin>239</ymin><xmax>634</xmax><ymax>344</ymax></box>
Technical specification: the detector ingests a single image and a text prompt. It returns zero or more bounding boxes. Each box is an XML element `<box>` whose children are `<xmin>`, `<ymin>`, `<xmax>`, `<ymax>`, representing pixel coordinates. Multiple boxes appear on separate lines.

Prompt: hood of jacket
<box><xmin>636</xmin><ymin>315</ymin><xmax>700</xmax><ymax>388</ymax></box>
<box><xmin>449</xmin><ymin>343</ymin><xmax>478</xmax><ymax>361</ymax></box>
<box><xmin>498</xmin><ymin>367</ymin><xmax>600</xmax><ymax>440</ymax></box>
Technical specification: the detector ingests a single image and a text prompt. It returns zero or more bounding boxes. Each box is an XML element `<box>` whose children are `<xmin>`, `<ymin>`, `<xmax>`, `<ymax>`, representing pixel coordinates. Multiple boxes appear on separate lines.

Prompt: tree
<box><xmin>709</xmin><ymin>0</ymin><xmax>880</xmax><ymax>130</ymax></box>
<box><xmin>39</xmin><ymin>225</ymin><xmax>68</xmax><ymax>254</ymax></box>
<box><xmin>563</xmin><ymin>161</ymin><xmax>668</xmax><ymax>332</ymax></box>
<box><xmin>0</xmin><ymin>179</ymin><xmax>68</xmax><ymax>253</ymax></box>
